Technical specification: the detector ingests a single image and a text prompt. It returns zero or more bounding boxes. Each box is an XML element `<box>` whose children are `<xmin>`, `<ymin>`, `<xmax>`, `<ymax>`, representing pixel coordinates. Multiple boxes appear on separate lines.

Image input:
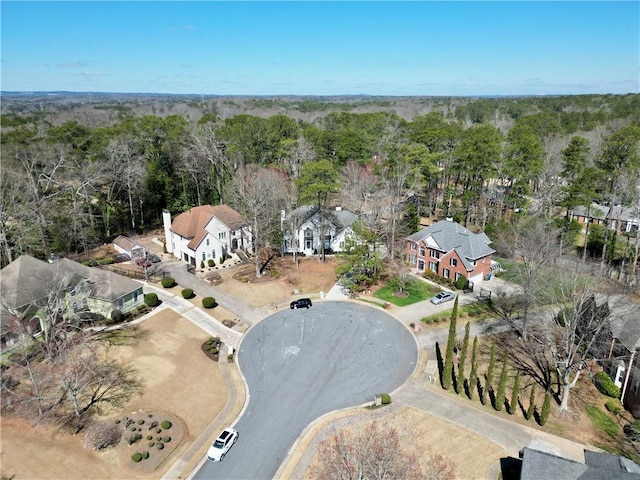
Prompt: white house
<box><xmin>282</xmin><ymin>206</ymin><xmax>358</xmax><ymax>256</ymax></box>
<box><xmin>163</xmin><ymin>205</ymin><xmax>251</xmax><ymax>267</ymax></box>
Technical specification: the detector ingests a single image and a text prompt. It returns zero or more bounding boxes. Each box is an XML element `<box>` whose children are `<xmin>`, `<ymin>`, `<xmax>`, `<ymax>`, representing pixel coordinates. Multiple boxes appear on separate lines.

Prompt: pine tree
<box><xmin>526</xmin><ymin>385</ymin><xmax>536</xmax><ymax>420</ymax></box>
<box><xmin>495</xmin><ymin>353</ymin><xmax>508</xmax><ymax>411</ymax></box>
<box><xmin>442</xmin><ymin>296</ymin><xmax>459</xmax><ymax>390</ymax></box>
<box><xmin>456</xmin><ymin>322</ymin><xmax>470</xmax><ymax>395</ymax></box>
<box><xmin>540</xmin><ymin>392</ymin><xmax>551</xmax><ymax>425</ymax></box>
<box><xmin>468</xmin><ymin>337</ymin><xmax>479</xmax><ymax>400</ymax></box>
<box><xmin>509</xmin><ymin>371</ymin><xmax>521</xmax><ymax>415</ymax></box>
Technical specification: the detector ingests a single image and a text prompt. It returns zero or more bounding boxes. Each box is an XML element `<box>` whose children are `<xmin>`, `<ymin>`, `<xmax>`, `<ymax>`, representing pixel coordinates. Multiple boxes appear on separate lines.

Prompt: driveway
<box><xmin>194</xmin><ymin>301</ymin><xmax>418</xmax><ymax>480</ymax></box>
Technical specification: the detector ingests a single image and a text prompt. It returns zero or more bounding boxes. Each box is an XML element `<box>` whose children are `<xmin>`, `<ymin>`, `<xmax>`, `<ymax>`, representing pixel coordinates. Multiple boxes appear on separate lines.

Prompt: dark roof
<box><xmin>406</xmin><ymin>219</ymin><xmax>495</xmax><ymax>270</ymax></box>
<box><xmin>520</xmin><ymin>448</ymin><xmax>640</xmax><ymax>480</ymax></box>
<box><xmin>607</xmin><ymin>295</ymin><xmax>640</xmax><ymax>351</ymax></box>
<box><xmin>1</xmin><ymin>255</ymin><xmax>142</xmax><ymax>309</ymax></box>
<box><xmin>286</xmin><ymin>206</ymin><xmax>357</xmax><ymax>230</ymax></box>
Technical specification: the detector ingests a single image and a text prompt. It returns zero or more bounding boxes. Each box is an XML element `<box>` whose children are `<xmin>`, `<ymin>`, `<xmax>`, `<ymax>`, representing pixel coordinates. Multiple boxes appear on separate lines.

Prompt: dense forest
<box><xmin>1</xmin><ymin>93</ymin><xmax>639</xmax><ymax>276</ymax></box>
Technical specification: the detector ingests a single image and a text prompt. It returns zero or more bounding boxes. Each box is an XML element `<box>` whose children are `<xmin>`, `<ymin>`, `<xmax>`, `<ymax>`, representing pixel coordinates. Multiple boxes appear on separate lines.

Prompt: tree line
<box><xmin>1</xmin><ymin>93</ymin><xmax>639</xmax><ymax>270</ymax></box>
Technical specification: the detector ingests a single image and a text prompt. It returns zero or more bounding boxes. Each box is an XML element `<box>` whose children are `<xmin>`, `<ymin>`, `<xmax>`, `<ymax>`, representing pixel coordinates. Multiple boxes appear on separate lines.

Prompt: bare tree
<box><xmin>226</xmin><ymin>165</ymin><xmax>290</xmax><ymax>277</ymax></box>
<box><xmin>188</xmin><ymin>123</ymin><xmax>232</xmax><ymax>205</ymax></box>
<box><xmin>313</xmin><ymin>419</ymin><xmax>456</xmax><ymax>480</ymax></box>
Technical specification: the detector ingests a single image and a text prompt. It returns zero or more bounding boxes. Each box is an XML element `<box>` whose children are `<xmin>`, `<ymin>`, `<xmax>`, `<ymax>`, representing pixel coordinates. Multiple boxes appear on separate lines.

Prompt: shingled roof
<box><xmin>406</xmin><ymin>219</ymin><xmax>495</xmax><ymax>271</ymax></box>
<box><xmin>1</xmin><ymin>255</ymin><xmax>142</xmax><ymax>309</ymax></box>
<box><xmin>170</xmin><ymin>205</ymin><xmax>247</xmax><ymax>250</ymax></box>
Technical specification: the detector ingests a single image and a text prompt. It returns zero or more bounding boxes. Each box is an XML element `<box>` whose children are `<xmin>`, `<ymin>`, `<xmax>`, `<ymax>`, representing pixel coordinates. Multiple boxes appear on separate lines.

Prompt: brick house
<box><xmin>404</xmin><ymin>219</ymin><xmax>496</xmax><ymax>285</ymax></box>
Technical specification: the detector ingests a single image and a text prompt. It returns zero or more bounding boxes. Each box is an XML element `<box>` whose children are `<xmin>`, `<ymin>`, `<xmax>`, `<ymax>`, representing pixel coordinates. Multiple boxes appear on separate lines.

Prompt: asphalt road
<box><xmin>194</xmin><ymin>301</ymin><xmax>418</xmax><ymax>480</ymax></box>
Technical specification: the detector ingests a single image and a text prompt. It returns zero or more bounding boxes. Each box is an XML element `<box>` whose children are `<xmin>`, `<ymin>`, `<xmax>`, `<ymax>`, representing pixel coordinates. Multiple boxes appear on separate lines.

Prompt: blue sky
<box><xmin>1</xmin><ymin>1</ymin><xmax>638</xmax><ymax>96</ymax></box>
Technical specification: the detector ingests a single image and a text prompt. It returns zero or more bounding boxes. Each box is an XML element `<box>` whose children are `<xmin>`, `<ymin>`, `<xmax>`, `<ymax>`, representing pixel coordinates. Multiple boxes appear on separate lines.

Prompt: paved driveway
<box><xmin>194</xmin><ymin>301</ymin><xmax>418</xmax><ymax>480</ymax></box>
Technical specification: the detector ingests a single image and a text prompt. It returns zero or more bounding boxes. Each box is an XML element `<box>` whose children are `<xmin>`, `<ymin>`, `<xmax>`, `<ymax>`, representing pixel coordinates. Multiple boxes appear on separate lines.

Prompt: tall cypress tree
<box><xmin>485</xmin><ymin>345</ymin><xmax>497</xmax><ymax>392</ymax></box>
<box><xmin>442</xmin><ymin>296</ymin><xmax>459</xmax><ymax>390</ymax></box>
<box><xmin>468</xmin><ymin>336</ymin><xmax>479</xmax><ymax>400</ymax></box>
<box><xmin>495</xmin><ymin>353</ymin><xmax>508</xmax><ymax>411</ymax></box>
<box><xmin>456</xmin><ymin>322</ymin><xmax>470</xmax><ymax>395</ymax></box>
<box><xmin>526</xmin><ymin>384</ymin><xmax>536</xmax><ymax>420</ymax></box>
<box><xmin>540</xmin><ymin>392</ymin><xmax>551</xmax><ymax>425</ymax></box>
<box><xmin>510</xmin><ymin>371</ymin><xmax>521</xmax><ymax>415</ymax></box>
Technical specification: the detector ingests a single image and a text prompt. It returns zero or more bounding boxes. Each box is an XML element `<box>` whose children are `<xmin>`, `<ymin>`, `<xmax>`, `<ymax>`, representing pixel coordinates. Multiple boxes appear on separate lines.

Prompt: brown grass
<box><xmin>0</xmin><ymin>310</ymin><xmax>225</xmax><ymax>480</ymax></box>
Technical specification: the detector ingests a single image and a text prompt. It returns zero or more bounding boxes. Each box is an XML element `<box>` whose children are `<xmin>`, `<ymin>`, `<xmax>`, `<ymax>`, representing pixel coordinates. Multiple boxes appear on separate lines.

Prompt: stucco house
<box><xmin>404</xmin><ymin>219</ymin><xmax>496</xmax><ymax>285</ymax></box>
<box><xmin>282</xmin><ymin>206</ymin><xmax>358</xmax><ymax>256</ymax></box>
<box><xmin>163</xmin><ymin>205</ymin><xmax>251</xmax><ymax>267</ymax></box>
<box><xmin>0</xmin><ymin>255</ymin><xmax>144</xmax><ymax>350</ymax></box>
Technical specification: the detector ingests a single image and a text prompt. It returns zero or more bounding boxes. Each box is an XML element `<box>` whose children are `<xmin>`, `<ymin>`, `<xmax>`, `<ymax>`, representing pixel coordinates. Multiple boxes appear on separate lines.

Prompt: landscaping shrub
<box><xmin>131</xmin><ymin>452</ymin><xmax>142</xmax><ymax>462</ymax></box>
<box><xmin>181</xmin><ymin>288</ymin><xmax>194</xmax><ymax>299</ymax></box>
<box><xmin>141</xmin><ymin>451</ymin><xmax>149</xmax><ymax>460</ymax></box>
<box><xmin>202</xmin><ymin>297</ymin><xmax>216</xmax><ymax>309</ymax></box>
<box><xmin>144</xmin><ymin>293</ymin><xmax>159</xmax><ymax>307</ymax></box>
<box><xmin>98</xmin><ymin>257</ymin><xmax>116</xmax><ymax>265</ymax></box>
<box><xmin>605</xmin><ymin>399</ymin><xmax>623</xmax><ymax>414</ymax></box>
<box><xmin>594</xmin><ymin>372</ymin><xmax>621</xmax><ymax>398</ymax></box>
<box><xmin>137</xmin><ymin>419</ymin><xmax>145</xmax><ymax>425</ymax></box>
<box><xmin>157</xmin><ymin>442</ymin><xmax>165</xmax><ymax>450</ymax></box>
<box><xmin>200</xmin><ymin>260</ymin><xmax>205</xmax><ymax>269</ymax></box>
<box><xmin>83</xmin><ymin>421</ymin><xmax>122</xmax><ymax>451</ymax></box>
<box><xmin>161</xmin><ymin>277</ymin><xmax>176</xmax><ymax>288</ymax></box>
<box><xmin>539</xmin><ymin>393</ymin><xmax>551</xmax><ymax>426</ymax></box>
<box><xmin>156</xmin><ymin>428</ymin><xmax>162</xmax><ymax>434</ymax></box>
<box><xmin>381</xmin><ymin>393</ymin><xmax>391</xmax><ymax>405</ymax></box>
<box><xmin>128</xmin><ymin>433</ymin><xmax>143</xmax><ymax>445</ymax></box>
<box><xmin>111</xmin><ymin>309</ymin><xmax>125</xmax><ymax>323</ymax></box>
<box><xmin>148</xmin><ymin>421</ymin><xmax>158</xmax><ymax>430</ymax></box>
<box><xmin>163</xmin><ymin>436</ymin><xmax>171</xmax><ymax>443</ymax></box>
<box><xmin>161</xmin><ymin>420</ymin><xmax>172</xmax><ymax>429</ymax></box>
<box><xmin>146</xmin><ymin>435</ymin><xmax>152</xmax><ymax>440</ymax></box>
<box><xmin>148</xmin><ymin>441</ymin><xmax>155</xmax><ymax>447</ymax></box>
<box><xmin>208</xmin><ymin>258</ymin><xmax>215</xmax><ymax>267</ymax></box>
<box><xmin>455</xmin><ymin>274</ymin><xmax>467</xmax><ymax>291</ymax></box>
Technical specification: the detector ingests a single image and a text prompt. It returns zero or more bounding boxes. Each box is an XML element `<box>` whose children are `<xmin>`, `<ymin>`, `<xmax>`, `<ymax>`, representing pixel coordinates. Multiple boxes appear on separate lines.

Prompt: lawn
<box><xmin>421</xmin><ymin>300</ymin><xmax>496</xmax><ymax>324</ymax></box>
<box><xmin>374</xmin><ymin>279</ymin><xmax>440</xmax><ymax>306</ymax></box>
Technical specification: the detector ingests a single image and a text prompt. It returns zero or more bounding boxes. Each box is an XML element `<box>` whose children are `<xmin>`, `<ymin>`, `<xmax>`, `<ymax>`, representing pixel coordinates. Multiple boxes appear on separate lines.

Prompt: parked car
<box><xmin>114</xmin><ymin>253</ymin><xmax>131</xmax><ymax>263</ymax></box>
<box><xmin>430</xmin><ymin>291</ymin><xmax>456</xmax><ymax>305</ymax></box>
<box><xmin>207</xmin><ymin>428</ymin><xmax>238</xmax><ymax>462</ymax></box>
<box><xmin>148</xmin><ymin>253</ymin><xmax>161</xmax><ymax>263</ymax></box>
<box><xmin>290</xmin><ymin>298</ymin><xmax>312</xmax><ymax>309</ymax></box>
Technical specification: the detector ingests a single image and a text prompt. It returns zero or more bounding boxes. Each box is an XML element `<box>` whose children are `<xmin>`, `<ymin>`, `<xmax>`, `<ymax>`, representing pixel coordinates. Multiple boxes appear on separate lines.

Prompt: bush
<box><xmin>380</xmin><ymin>393</ymin><xmax>391</xmax><ymax>405</ymax></box>
<box><xmin>606</xmin><ymin>399</ymin><xmax>623</xmax><ymax>414</ymax></box>
<box><xmin>141</xmin><ymin>451</ymin><xmax>149</xmax><ymax>460</ymax></box>
<box><xmin>131</xmin><ymin>452</ymin><xmax>142</xmax><ymax>462</ymax></box>
<box><xmin>146</xmin><ymin>435</ymin><xmax>152</xmax><ymax>440</ymax></box>
<box><xmin>156</xmin><ymin>428</ymin><xmax>162</xmax><ymax>434</ymax></box>
<box><xmin>98</xmin><ymin>257</ymin><xmax>116</xmax><ymax>265</ymax></box>
<box><xmin>161</xmin><ymin>420</ymin><xmax>172</xmax><ymax>429</ymax></box>
<box><xmin>144</xmin><ymin>293</ymin><xmax>159</xmax><ymax>307</ymax></box>
<box><xmin>83</xmin><ymin>421</ymin><xmax>122</xmax><ymax>451</ymax></box>
<box><xmin>137</xmin><ymin>419</ymin><xmax>145</xmax><ymax>425</ymax></box>
<box><xmin>540</xmin><ymin>393</ymin><xmax>551</xmax><ymax>426</ymax></box>
<box><xmin>181</xmin><ymin>288</ymin><xmax>195</xmax><ymax>299</ymax></box>
<box><xmin>200</xmin><ymin>260</ymin><xmax>205</xmax><ymax>269</ymax></box>
<box><xmin>594</xmin><ymin>372</ymin><xmax>621</xmax><ymax>398</ymax></box>
<box><xmin>157</xmin><ymin>442</ymin><xmax>165</xmax><ymax>450</ymax></box>
<box><xmin>111</xmin><ymin>309</ymin><xmax>125</xmax><ymax>323</ymax></box>
<box><xmin>161</xmin><ymin>277</ymin><xmax>176</xmax><ymax>288</ymax></box>
<box><xmin>148</xmin><ymin>441</ymin><xmax>155</xmax><ymax>447</ymax></box>
<box><xmin>455</xmin><ymin>274</ymin><xmax>467</xmax><ymax>291</ymax></box>
<box><xmin>208</xmin><ymin>259</ymin><xmax>215</xmax><ymax>267</ymax></box>
<box><xmin>128</xmin><ymin>433</ymin><xmax>143</xmax><ymax>446</ymax></box>
<box><xmin>162</xmin><ymin>436</ymin><xmax>171</xmax><ymax>443</ymax></box>
<box><xmin>202</xmin><ymin>297</ymin><xmax>216</xmax><ymax>309</ymax></box>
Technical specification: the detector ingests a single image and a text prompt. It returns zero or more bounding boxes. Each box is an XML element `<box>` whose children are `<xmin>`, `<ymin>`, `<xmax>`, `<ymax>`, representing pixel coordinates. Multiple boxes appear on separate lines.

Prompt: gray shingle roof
<box><xmin>286</xmin><ymin>206</ymin><xmax>357</xmax><ymax>230</ymax></box>
<box><xmin>406</xmin><ymin>220</ymin><xmax>495</xmax><ymax>270</ymax></box>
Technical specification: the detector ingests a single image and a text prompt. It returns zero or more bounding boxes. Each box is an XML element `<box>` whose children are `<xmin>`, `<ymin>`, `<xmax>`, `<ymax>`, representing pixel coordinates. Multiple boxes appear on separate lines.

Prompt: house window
<box><xmin>339</xmin><ymin>241</ymin><xmax>345</xmax><ymax>249</ymax></box>
<box><xmin>218</xmin><ymin>232</ymin><xmax>226</xmax><ymax>240</ymax></box>
<box><xmin>443</xmin><ymin>268</ymin><xmax>450</xmax><ymax>278</ymax></box>
<box><xmin>419</xmin><ymin>248</ymin><xmax>425</xmax><ymax>257</ymax></box>
<box><xmin>429</xmin><ymin>262</ymin><xmax>437</xmax><ymax>272</ymax></box>
<box><xmin>410</xmin><ymin>243</ymin><xmax>417</xmax><ymax>250</ymax></box>
<box><xmin>418</xmin><ymin>260</ymin><xmax>425</xmax><ymax>270</ymax></box>
<box><xmin>304</xmin><ymin>228</ymin><xmax>313</xmax><ymax>239</ymax></box>
<box><xmin>471</xmin><ymin>260</ymin><xmax>477</xmax><ymax>267</ymax></box>
<box><xmin>430</xmin><ymin>250</ymin><xmax>440</xmax><ymax>259</ymax></box>
<box><xmin>206</xmin><ymin>238</ymin><xmax>210</xmax><ymax>246</ymax></box>
<box><xmin>455</xmin><ymin>272</ymin><xmax>462</xmax><ymax>281</ymax></box>
<box><xmin>450</xmin><ymin>258</ymin><xmax>457</xmax><ymax>267</ymax></box>
<box><xmin>202</xmin><ymin>252</ymin><xmax>206</xmax><ymax>261</ymax></box>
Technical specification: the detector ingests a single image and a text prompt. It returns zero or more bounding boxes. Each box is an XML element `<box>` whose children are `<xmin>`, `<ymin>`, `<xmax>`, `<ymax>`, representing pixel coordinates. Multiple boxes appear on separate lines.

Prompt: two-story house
<box><xmin>404</xmin><ymin>219</ymin><xmax>496</xmax><ymax>285</ymax></box>
<box><xmin>282</xmin><ymin>206</ymin><xmax>358</xmax><ymax>256</ymax></box>
<box><xmin>1</xmin><ymin>255</ymin><xmax>144</xmax><ymax>350</ymax></box>
<box><xmin>162</xmin><ymin>205</ymin><xmax>251</xmax><ymax>267</ymax></box>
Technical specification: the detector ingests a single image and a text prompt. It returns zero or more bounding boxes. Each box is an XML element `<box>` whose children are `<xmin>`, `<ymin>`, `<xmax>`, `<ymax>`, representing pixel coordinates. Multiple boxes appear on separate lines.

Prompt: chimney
<box><xmin>162</xmin><ymin>209</ymin><xmax>174</xmax><ymax>253</ymax></box>
<box><xmin>445</xmin><ymin>216</ymin><xmax>453</xmax><ymax>222</ymax></box>
<box><xmin>335</xmin><ymin>206</ymin><xmax>342</xmax><ymax>211</ymax></box>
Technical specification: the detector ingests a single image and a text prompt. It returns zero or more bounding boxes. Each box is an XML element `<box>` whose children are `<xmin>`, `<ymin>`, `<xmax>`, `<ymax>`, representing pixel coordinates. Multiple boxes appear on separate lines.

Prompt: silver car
<box><xmin>430</xmin><ymin>291</ymin><xmax>456</xmax><ymax>305</ymax></box>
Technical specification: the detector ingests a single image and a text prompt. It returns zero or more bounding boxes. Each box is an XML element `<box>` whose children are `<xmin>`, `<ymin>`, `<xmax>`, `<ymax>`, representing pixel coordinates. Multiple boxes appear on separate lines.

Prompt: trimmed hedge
<box><xmin>144</xmin><ymin>293</ymin><xmax>159</xmax><ymax>307</ymax></box>
<box><xmin>161</xmin><ymin>277</ymin><xmax>176</xmax><ymax>288</ymax></box>
<box><xmin>381</xmin><ymin>393</ymin><xmax>391</xmax><ymax>405</ymax></box>
<box><xmin>202</xmin><ymin>297</ymin><xmax>216</xmax><ymax>309</ymax></box>
<box><xmin>181</xmin><ymin>288</ymin><xmax>195</xmax><ymax>299</ymax></box>
<box><xmin>594</xmin><ymin>372</ymin><xmax>621</xmax><ymax>398</ymax></box>
<box><xmin>605</xmin><ymin>399</ymin><xmax>623</xmax><ymax>414</ymax></box>
<box><xmin>208</xmin><ymin>259</ymin><xmax>215</xmax><ymax>267</ymax></box>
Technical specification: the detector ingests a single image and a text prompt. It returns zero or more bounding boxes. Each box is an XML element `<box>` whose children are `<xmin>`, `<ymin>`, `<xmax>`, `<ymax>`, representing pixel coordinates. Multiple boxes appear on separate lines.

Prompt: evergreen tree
<box><xmin>442</xmin><ymin>296</ymin><xmax>459</xmax><ymax>390</ymax></box>
<box><xmin>509</xmin><ymin>371</ymin><xmax>521</xmax><ymax>415</ymax></box>
<box><xmin>526</xmin><ymin>385</ymin><xmax>536</xmax><ymax>420</ymax></box>
<box><xmin>485</xmin><ymin>345</ymin><xmax>497</xmax><ymax>392</ymax></box>
<box><xmin>495</xmin><ymin>353</ymin><xmax>508</xmax><ymax>411</ymax></box>
<box><xmin>468</xmin><ymin>337</ymin><xmax>479</xmax><ymax>400</ymax></box>
<box><xmin>456</xmin><ymin>322</ymin><xmax>470</xmax><ymax>395</ymax></box>
<box><xmin>540</xmin><ymin>392</ymin><xmax>551</xmax><ymax>425</ymax></box>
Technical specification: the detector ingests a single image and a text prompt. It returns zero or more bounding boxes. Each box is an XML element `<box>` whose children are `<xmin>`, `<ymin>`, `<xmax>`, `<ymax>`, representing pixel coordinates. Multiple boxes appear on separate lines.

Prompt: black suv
<box><xmin>290</xmin><ymin>298</ymin><xmax>312</xmax><ymax>309</ymax></box>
